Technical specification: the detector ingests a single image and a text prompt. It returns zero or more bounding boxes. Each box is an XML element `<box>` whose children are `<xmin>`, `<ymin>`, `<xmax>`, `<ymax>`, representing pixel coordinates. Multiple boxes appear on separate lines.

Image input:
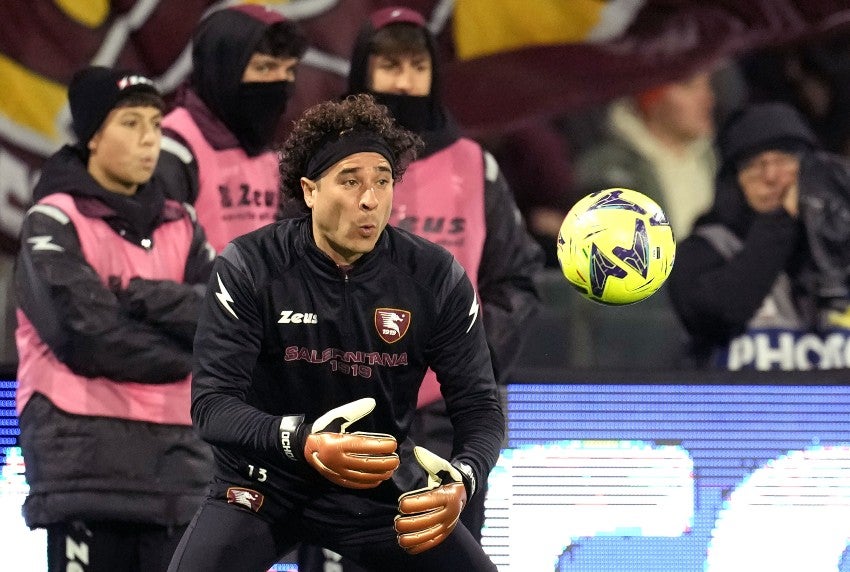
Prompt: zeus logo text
<box><xmin>396</xmin><ymin>216</ymin><xmax>465</xmax><ymax>235</ymax></box>
<box><xmin>218</xmin><ymin>183</ymin><xmax>277</xmax><ymax>209</ymax></box>
<box><xmin>278</xmin><ymin>310</ymin><xmax>318</xmax><ymax>324</ymax></box>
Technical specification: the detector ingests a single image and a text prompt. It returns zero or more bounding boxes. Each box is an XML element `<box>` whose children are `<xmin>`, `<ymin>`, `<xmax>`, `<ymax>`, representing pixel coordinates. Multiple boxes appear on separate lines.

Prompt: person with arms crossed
<box><xmin>156</xmin><ymin>4</ymin><xmax>308</xmax><ymax>252</ymax></box>
<box><xmin>15</xmin><ymin>66</ymin><xmax>216</xmax><ymax>572</ymax></box>
<box><xmin>167</xmin><ymin>94</ymin><xmax>502</xmax><ymax>572</ymax></box>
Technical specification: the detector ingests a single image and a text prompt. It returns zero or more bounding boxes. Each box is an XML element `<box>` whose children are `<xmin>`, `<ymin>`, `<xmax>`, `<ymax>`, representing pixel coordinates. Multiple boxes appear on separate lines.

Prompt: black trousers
<box><xmin>47</xmin><ymin>520</ymin><xmax>186</xmax><ymax>572</ymax></box>
<box><xmin>167</xmin><ymin>497</ymin><xmax>496</xmax><ymax>572</ymax></box>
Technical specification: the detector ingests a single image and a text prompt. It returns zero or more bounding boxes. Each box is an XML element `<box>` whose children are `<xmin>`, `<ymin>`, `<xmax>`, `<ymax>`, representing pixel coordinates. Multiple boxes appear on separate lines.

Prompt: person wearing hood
<box><xmin>349</xmin><ymin>0</ymin><xmax>543</xmax><ymax>533</ymax></box>
<box><xmin>668</xmin><ymin>101</ymin><xmax>850</xmax><ymax>370</ymax></box>
<box><xmin>156</xmin><ymin>5</ymin><xmax>308</xmax><ymax>253</ymax></box>
<box><xmin>293</xmin><ymin>6</ymin><xmax>543</xmax><ymax>571</ymax></box>
<box><xmin>14</xmin><ymin>66</ymin><xmax>216</xmax><ymax>571</ymax></box>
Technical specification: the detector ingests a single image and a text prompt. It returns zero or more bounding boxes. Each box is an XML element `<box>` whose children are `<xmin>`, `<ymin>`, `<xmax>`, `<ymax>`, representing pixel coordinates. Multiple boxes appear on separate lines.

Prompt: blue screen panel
<box><xmin>0</xmin><ymin>379</ymin><xmax>44</xmax><ymax>571</ymax></box>
<box><xmin>6</xmin><ymin>378</ymin><xmax>850</xmax><ymax>571</ymax></box>
<box><xmin>481</xmin><ymin>383</ymin><xmax>850</xmax><ymax>571</ymax></box>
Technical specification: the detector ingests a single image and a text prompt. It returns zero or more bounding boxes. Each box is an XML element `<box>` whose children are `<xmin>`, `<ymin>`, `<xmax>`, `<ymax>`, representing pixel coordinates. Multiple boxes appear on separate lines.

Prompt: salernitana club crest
<box><xmin>374</xmin><ymin>308</ymin><xmax>411</xmax><ymax>344</ymax></box>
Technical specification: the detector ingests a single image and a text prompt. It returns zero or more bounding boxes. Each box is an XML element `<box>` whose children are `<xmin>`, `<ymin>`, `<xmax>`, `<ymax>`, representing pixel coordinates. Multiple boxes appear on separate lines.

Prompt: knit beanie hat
<box><xmin>68</xmin><ymin>66</ymin><xmax>160</xmax><ymax>145</ymax></box>
<box><xmin>718</xmin><ymin>102</ymin><xmax>818</xmax><ymax>168</ymax></box>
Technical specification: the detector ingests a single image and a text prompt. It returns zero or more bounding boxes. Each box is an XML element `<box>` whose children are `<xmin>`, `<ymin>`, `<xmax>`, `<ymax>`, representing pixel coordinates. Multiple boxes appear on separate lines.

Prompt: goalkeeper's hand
<box><xmin>394</xmin><ymin>446</ymin><xmax>473</xmax><ymax>555</ymax></box>
<box><xmin>279</xmin><ymin>397</ymin><xmax>399</xmax><ymax>489</ymax></box>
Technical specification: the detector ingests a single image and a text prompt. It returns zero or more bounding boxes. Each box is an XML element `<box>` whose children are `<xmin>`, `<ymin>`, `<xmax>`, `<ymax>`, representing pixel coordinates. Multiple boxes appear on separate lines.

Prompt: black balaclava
<box><xmin>347</xmin><ymin>6</ymin><xmax>458</xmax><ymax>157</ymax></box>
<box><xmin>191</xmin><ymin>5</ymin><xmax>303</xmax><ymax>155</ymax></box>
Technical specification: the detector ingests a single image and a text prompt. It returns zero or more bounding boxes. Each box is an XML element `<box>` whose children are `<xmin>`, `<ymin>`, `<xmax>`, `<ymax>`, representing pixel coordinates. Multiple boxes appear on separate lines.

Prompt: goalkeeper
<box><xmin>167</xmin><ymin>94</ymin><xmax>502</xmax><ymax>572</ymax></box>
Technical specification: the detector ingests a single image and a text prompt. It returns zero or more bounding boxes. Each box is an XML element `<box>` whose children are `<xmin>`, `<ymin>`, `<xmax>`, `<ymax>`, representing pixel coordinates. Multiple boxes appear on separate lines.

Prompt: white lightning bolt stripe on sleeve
<box><xmin>466</xmin><ymin>293</ymin><xmax>480</xmax><ymax>333</ymax></box>
<box><xmin>27</xmin><ymin>235</ymin><xmax>64</xmax><ymax>252</ymax></box>
<box><xmin>215</xmin><ymin>272</ymin><xmax>238</xmax><ymax>319</ymax></box>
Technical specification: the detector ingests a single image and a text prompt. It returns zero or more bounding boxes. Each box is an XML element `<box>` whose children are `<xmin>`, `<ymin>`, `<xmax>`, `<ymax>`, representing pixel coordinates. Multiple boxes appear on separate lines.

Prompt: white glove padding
<box><xmin>394</xmin><ymin>446</ymin><xmax>468</xmax><ymax>555</ymax></box>
<box><xmin>303</xmin><ymin>397</ymin><xmax>399</xmax><ymax>489</ymax></box>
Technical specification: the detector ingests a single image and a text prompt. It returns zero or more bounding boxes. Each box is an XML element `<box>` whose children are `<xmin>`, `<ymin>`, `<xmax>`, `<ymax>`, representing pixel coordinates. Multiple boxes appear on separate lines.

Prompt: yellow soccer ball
<box><xmin>556</xmin><ymin>188</ymin><xmax>676</xmax><ymax>305</ymax></box>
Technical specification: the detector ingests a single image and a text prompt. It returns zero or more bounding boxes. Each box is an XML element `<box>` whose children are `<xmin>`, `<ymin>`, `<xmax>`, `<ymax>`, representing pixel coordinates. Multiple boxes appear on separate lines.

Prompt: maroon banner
<box><xmin>441</xmin><ymin>0</ymin><xmax>850</xmax><ymax>135</ymax></box>
<box><xmin>2</xmin><ymin>0</ymin><xmax>850</xmax><ymax>255</ymax></box>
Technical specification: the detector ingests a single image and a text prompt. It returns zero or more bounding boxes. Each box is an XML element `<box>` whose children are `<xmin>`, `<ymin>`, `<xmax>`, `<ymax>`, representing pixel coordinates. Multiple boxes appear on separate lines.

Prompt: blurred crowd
<box><xmin>490</xmin><ymin>36</ymin><xmax>850</xmax><ymax>268</ymax></box>
<box><xmin>481</xmin><ymin>36</ymin><xmax>850</xmax><ymax>375</ymax></box>
<box><xmin>4</xmin><ymin>18</ymin><xmax>850</xmax><ymax>374</ymax></box>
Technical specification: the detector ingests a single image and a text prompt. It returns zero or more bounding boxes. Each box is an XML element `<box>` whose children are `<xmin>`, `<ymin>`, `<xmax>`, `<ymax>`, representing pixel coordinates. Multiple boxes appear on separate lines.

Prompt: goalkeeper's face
<box><xmin>301</xmin><ymin>151</ymin><xmax>394</xmax><ymax>266</ymax></box>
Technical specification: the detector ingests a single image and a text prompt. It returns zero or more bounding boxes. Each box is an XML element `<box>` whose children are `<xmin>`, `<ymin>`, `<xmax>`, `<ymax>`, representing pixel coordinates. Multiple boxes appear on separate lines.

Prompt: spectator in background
<box><xmin>668</xmin><ymin>102</ymin><xmax>850</xmax><ymax>370</ymax></box>
<box><xmin>156</xmin><ymin>5</ymin><xmax>308</xmax><ymax>253</ymax></box>
<box><xmin>575</xmin><ymin>70</ymin><xmax>718</xmax><ymax>240</ymax></box>
<box><xmin>290</xmin><ymin>7</ymin><xmax>544</xmax><ymax>571</ymax></box>
<box><xmin>14</xmin><ymin>66</ymin><xmax>215</xmax><ymax>571</ymax></box>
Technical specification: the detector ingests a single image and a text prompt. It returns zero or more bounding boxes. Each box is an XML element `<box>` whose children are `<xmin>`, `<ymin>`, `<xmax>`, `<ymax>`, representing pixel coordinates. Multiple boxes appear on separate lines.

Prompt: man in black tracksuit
<box><xmin>168</xmin><ymin>94</ymin><xmax>502</xmax><ymax>571</ymax></box>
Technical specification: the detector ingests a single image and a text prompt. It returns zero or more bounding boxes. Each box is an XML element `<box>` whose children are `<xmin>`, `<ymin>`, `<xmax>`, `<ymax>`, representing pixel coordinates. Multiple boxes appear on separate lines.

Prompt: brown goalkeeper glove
<box><xmin>279</xmin><ymin>397</ymin><xmax>400</xmax><ymax>489</ymax></box>
<box><xmin>394</xmin><ymin>446</ymin><xmax>476</xmax><ymax>555</ymax></box>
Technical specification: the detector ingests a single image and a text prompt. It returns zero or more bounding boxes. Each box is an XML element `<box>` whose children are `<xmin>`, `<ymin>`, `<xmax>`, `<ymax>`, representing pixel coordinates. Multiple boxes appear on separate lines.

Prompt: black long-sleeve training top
<box><xmin>191</xmin><ymin>216</ymin><xmax>505</xmax><ymax>502</ymax></box>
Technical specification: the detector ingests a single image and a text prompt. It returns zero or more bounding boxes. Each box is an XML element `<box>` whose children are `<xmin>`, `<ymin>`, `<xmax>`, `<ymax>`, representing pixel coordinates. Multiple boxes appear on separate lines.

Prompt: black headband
<box><xmin>305</xmin><ymin>130</ymin><xmax>396</xmax><ymax>180</ymax></box>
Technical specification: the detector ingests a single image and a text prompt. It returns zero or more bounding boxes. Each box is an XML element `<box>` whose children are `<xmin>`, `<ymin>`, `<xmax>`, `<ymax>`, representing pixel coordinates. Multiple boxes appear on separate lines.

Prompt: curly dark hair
<box><xmin>279</xmin><ymin>93</ymin><xmax>423</xmax><ymax>204</ymax></box>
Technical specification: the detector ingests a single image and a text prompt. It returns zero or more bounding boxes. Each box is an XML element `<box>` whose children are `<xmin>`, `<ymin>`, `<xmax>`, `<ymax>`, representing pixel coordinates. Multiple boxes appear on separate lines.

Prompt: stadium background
<box><xmin>4</xmin><ymin>1</ymin><xmax>850</xmax><ymax>570</ymax></box>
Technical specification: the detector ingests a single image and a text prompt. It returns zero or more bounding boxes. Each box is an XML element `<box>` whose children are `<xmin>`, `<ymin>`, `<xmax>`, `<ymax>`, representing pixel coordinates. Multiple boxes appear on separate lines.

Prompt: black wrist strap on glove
<box><xmin>452</xmin><ymin>459</ymin><xmax>477</xmax><ymax>499</ymax></box>
<box><xmin>279</xmin><ymin>414</ymin><xmax>306</xmax><ymax>461</ymax></box>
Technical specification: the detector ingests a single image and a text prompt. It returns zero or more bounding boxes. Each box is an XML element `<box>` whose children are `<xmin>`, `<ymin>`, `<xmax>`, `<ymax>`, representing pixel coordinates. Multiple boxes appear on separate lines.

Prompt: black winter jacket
<box><xmin>15</xmin><ymin>146</ymin><xmax>214</xmax><ymax>528</ymax></box>
<box><xmin>669</xmin><ymin>150</ymin><xmax>850</xmax><ymax>365</ymax></box>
